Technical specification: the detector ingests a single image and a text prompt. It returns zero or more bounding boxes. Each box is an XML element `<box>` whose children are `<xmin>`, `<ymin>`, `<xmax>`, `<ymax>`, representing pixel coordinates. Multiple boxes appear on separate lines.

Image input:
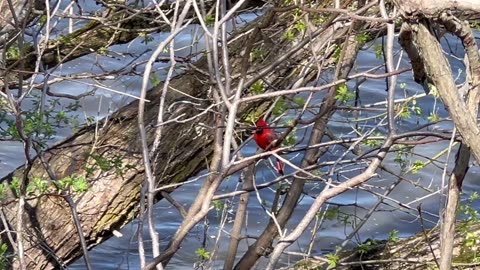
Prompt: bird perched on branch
<box><xmin>253</xmin><ymin>118</ymin><xmax>284</xmax><ymax>175</ymax></box>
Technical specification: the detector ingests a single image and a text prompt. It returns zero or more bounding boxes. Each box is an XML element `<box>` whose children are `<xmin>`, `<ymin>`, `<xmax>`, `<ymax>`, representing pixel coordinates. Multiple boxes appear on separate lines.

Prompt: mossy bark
<box><xmin>0</xmin><ymin>2</ymin><xmax>389</xmax><ymax>269</ymax></box>
<box><xmin>284</xmin><ymin>221</ymin><xmax>480</xmax><ymax>270</ymax></box>
<box><xmin>0</xmin><ymin>7</ymin><xmax>326</xmax><ymax>268</ymax></box>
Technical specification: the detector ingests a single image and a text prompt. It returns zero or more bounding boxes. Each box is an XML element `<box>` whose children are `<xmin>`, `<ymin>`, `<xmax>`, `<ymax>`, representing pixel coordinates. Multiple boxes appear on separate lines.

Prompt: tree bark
<box><xmin>1</xmin><ymin>0</ymin><xmax>263</xmax><ymax>89</ymax></box>
<box><xmin>1</xmin><ymin>69</ymin><xmax>215</xmax><ymax>269</ymax></box>
<box><xmin>0</xmin><ymin>6</ymin><xmax>343</xmax><ymax>268</ymax></box>
<box><xmin>282</xmin><ymin>220</ymin><xmax>480</xmax><ymax>270</ymax></box>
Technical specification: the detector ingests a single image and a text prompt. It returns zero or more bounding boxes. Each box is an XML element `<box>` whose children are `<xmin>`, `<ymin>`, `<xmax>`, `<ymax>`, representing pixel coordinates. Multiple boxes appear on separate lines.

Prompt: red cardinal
<box><xmin>253</xmin><ymin>118</ymin><xmax>284</xmax><ymax>175</ymax></box>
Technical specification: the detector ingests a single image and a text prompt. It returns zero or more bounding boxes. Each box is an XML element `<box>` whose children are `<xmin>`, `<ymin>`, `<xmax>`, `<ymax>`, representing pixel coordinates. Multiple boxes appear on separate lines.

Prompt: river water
<box><xmin>1</xmin><ymin>2</ymin><xmax>480</xmax><ymax>269</ymax></box>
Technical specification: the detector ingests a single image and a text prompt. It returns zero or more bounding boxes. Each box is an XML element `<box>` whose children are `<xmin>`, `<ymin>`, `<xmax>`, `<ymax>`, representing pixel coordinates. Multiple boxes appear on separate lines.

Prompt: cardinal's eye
<box><xmin>255</xmin><ymin>129</ymin><xmax>263</xmax><ymax>134</ymax></box>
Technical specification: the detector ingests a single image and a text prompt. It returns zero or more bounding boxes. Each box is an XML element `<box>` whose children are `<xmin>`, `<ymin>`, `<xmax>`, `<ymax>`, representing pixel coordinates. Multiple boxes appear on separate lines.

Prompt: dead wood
<box><xmin>0</xmin><ymin>6</ymin><xmax>352</xmax><ymax>268</ymax></box>
<box><xmin>283</xmin><ymin>221</ymin><xmax>480</xmax><ymax>270</ymax></box>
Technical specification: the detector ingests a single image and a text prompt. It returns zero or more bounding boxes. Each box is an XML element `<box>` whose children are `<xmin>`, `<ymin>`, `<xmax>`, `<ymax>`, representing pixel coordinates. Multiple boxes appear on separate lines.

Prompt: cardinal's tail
<box><xmin>276</xmin><ymin>157</ymin><xmax>284</xmax><ymax>175</ymax></box>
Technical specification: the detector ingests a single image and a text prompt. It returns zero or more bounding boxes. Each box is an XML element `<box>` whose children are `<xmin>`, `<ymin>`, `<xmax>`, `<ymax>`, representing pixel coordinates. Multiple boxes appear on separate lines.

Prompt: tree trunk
<box><xmin>283</xmin><ymin>220</ymin><xmax>480</xmax><ymax>270</ymax></box>
<box><xmin>0</xmin><ymin>6</ymin><xmax>343</xmax><ymax>268</ymax></box>
<box><xmin>1</xmin><ymin>69</ymin><xmax>216</xmax><ymax>269</ymax></box>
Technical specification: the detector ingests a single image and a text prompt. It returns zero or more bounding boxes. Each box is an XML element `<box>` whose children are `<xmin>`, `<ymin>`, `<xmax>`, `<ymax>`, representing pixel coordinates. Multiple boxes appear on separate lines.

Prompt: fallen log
<box><xmin>284</xmin><ymin>220</ymin><xmax>480</xmax><ymax>270</ymax></box>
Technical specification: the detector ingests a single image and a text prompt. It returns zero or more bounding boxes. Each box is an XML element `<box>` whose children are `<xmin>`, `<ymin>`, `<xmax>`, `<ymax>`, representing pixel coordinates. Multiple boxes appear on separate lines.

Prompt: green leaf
<box><xmin>356</xmin><ymin>33</ymin><xmax>369</xmax><ymax>45</ymax></box>
<box><xmin>213</xmin><ymin>200</ymin><xmax>225</xmax><ymax>211</ymax></box>
<box><xmin>97</xmin><ymin>47</ymin><xmax>108</xmax><ymax>56</ymax></box>
<box><xmin>6</xmin><ymin>46</ymin><xmax>21</xmax><ymax>59</ymax></box>
<box><xmin>72</xmin><ymin>177</ymin><xmax>88</xmax><ymax>192</ymax></box>
<box><xmin>0</xmin><ymin>183</ymin><xmax>7</xmax><ymax>200</ymax></box>
<box><xmin>250</xmin><ymin>48</ymin><xmax>265</xmax><ymax>62</ymax></box>
<box><xmin>272</xmin><ymin>98</ymin><xmax>288</xmax><ymax>117</ymax></box>
<box><xmin>139</xmin><ymin>32</ymin><xmax>154</xmax><ymax>44</ymax></box>
<box><xmin>335</xmin><ymin>84</ymin><xmax>354</xmax><ymax>104</ymax></box>
<box><xmin>389</xmin><ymin>229</ymin><xmax>399</xmax><ymax>242</ymax></box>
<box><xmin>150</xmin><ymin>73</ymin><xmax>161</xmax><ymax>88</ymax></box>
<box><xmin>195</xmin><ymin>248</ymin><xmax>211</xmax><ymax>260</ymax></box>
<box><xmin>32</xmin><ymin>177</ymin><xmax>49</xmax><ymax>194</ymax></box>
<box><xmin>411</xmin><ymin>160</ymin><xmax>424</xmax><ymax>174</ymax></box>
<box><xmin>10</xmin><ymin>177</ymin><xmax>20</xmax><ymax>196</ymax></box>
<box><xmin>282</xmin><ymin>29</ymin><xmax>295</xmax><ymax>41</ymax></box>
<box><xmin>293</xmin><ymin>96</ymin><xmax>306</xmax><ymax>107</ymax></box>
<box><xmin>427</xmin><ymin>112</ymin><xmax>439</xmax><ymax>122</ymax></box>
<box><xmin>293</xmin><ymin>19</ymin><xmax>306</xmax><ymax>34</ymax></box>
<box><xmin>325</xmin><ymin>253</ymin><xmax>339</xmax><ymax>269</ymax></box>
<box><xmin>205</xmin><ymin>15</ymin><xmax>215</xmax><ymax>26</ymax></box>
<box><xmin>332</xmin><ymin>45</ymin><xmax>342</xmax><ymax>63</ymax></box>
<box><xmin>250</xmin><ymin>80</ymin><xmax>264</xmax><ymax>94</ymax></box>
<box><xmin>373</xmin><ymin>44</ymin><xmax>383</xmax><ymax>59</ymax></box>
<box><xmin>324</xmin><ymin>207</ymin><xmax>339</xmax><ymax>221</ymax></box>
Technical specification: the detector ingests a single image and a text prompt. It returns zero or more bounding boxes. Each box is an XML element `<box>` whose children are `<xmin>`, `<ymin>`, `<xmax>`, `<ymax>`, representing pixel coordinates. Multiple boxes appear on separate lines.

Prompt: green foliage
<box><xmin>470</xmin><ymin>192</ymin><xmax>479</xmax><ymax>201</ymax></box>
<box><xmin>85</xmin><ymin>115</ymin><xmax>96</xmax><ymax>126</ymax></box>
<box><xmin>31</xmin><ymin>177</ymin><xmax>49</xmax><ymax>195</ymax></box>
<box><xmin>39</xmin><ymin>15</ymin><xmax>47</xmax><ymax>25</ymax></box>
<box><xmin>373</xmin><ymin>44</ymin><xmax>383</xmax><ymax>59</ymax></box>
<box><xmin>250</xmin><ymin>48</ymin><xmax>266</xmax><ymax>62</ymax></box>
<box><xmin>459</xmin><ymin>192</ymin><xmax>480</xmax><ymax>222</ymax></box>
<box><xmin>428</xmin><ymin>83</ymin><xmax>439</xmax><ymax>97</ymax></box>
<box><xmin>24</xmin><ymin>111</ymin><xmax>56</xmax><ymax>138</ymax></box>
<box><xmin>205</xmin><ymin>15</ymin><xmax>215</xmax><ymax>26</ymax></box>
<box><xmin>149</xmin><ymin>73</ymin><xmax>161</xmax><ymax>88</ymax></box>
<box><xmin>0</xmin><ymin>97</ymin><xmax>80</xmax><ymax>146</ymax></box>
<box><xmin>311</xmin><ymin>14</ymin><xmax>328</xmax><ymax>25</ymax></box>
<box><xmin>364</xmin><ymin>139</ymin><xmax>378</xmax><ymax>147</ymax></box>
<box><xmin>322</xmin><ymin>206</ymin><xmax>351</xmax><ymax>226</ymax></box>
<box><xmin>357</xmin><ymin>239</ymin><xmax>378</xmax><ymax>255</ymax></box>
<box><xmin>282</xmin><ymin>29</ymin><xmax>296</xmax><ymax>42</ymax></box>
<box><xmin>393</xmin><ymin>145</ymin><xmax>413</xmax><ymax>170</ymax></box>
<box><xmin>195</xmin><ymin>248</ymin><xmax>211</xmax><ymax>260</ymax></box>
<box><xmin>293</xmin><ymin>96</ymin><xmax>306</xmax><ymax>107</ymax></box>
<box><xmin>396</xmin><ymin>99</ymin><xmax>422</xmax><ymax>119</ymax></box>
<box><xmin>58</xmin><ymin>35</ymin><xmax>74</xmax><ymax>46</ymax></box>
<box><xmin>364</xmin><ymin>133</ymin><xmax>383</xmax><ymax>147</ymax></box>
<box><xmin>470</xmin><ymin>22</ymin><xmax>480</xmax><ymax>31</ymax></box>
<box><xmin>335</xmin><ymin>84</ymin><xmax>354</xmax><ymax>104</ymax></box>
<box><xmin>85</xmin><ymin>154</ymin><xmax>130</xmax><ymax>177</ymax></box>
<box><xmin>89</xmin><ymin>154</ymin><xmax>112</xmax><ymax>172</ymax></box>
<box><xmin>0</xmin><ymin>241</ymin><xmax>7</xmax><ymax>269</ymax></box>
<box><xmin>6</xmin><ymin>46</ymin><xmax>20</xmax><ymax>59</ymax></box>
<box><xmin>356</xmin><ymin>33</ymin><xmax>369</xmax><ymax>46</ymax></box>
<box><xmin>325</xmin><ymin>253</ymin><xmax>339</xmax><ymax>269</ymax></box>
<box><xmin>324</xmin><ymin>207</ymin><xmax>340</xmax><ymax>221</ymax></box>
<box><xmin>411</xmin><ymin>160</ymin><xmax>425</xmax><ymax>174</ymax></box>
<box><xmin>244</xmin><ymin>112</ymin><xmax>259</xmax><ymax>125</ymax></box>
<box><xmin>464</xmin><ymin>231</ymin><xmax>480</xmax><ymax>249</ymax></box>
<box><xmin>71</xmin><ymin>177</ymin><xmax>88</xmax><ymax>192</ymax></box>
<box><xmin>293</xmin><ymin>19</ymin><xmax>306</xmax><ymax>35</ymax></box>
<box><xmin>0</xmin><ymin>182</ymin><xmax>7</xmax><ymax>200</ymax></box>
<box><xmin>427</xmin><ymin>112</ymin><xmax>440</xmax><ymax>123</ymax></box>
<box><xmin>10</xmin><ymin>177</ymin><xmax>20</xmax><ymax>196</ymax></box>
<box><xmin>97</xmin><ymin>47</ymin><xmax>108</xmax><ymax>56</ymax></box>
<box><xmin>250</xmin><ymin>80</ymin><xmax>264</xmax><ymax>95</ymax></box>
<box><xmin>282</xmin><ymin>10</ymin><xmax>306</xmax><ymax>41</ymax></box>
<box><xmin>138</xmin><ymin>32</ymin><xmax>154</xmax><ymax>44</ymax></box>
<box><xmin>283</xmin><ymin>133</ymin><xmax>296</xmax><ymax>147</ymax></box>
<box><xmin>389</xmin><ymin>229</ymin><xmax>399</xmax><ymax>242</ymax></box>
<box><xmin>456</xmin><ymin>192</ymin><xmax>480</xmax><ymax>264</ymax></box>
<box><xmin>56</xmin><ymin>175</ymin><xmax>88</xmax><ymax>193</ymax></box>
<box><xmin>281</xmin><ymin>119</ymin><xmax>296</xmax><ymax>147</ymax></box>
<box><xmin>410</xmin><ymin>100</ymin><xmax>422</xmax><ymax>115</ymax></box>
<box><xmin>272</xmin><ymin>98</ymin><xmax>288</xmax><ymax>117</ymax></box>
<box><xmin>332</xmin><ymin>45</ymin><xmax>342</xmax><ymax>63</ymax></box>
<box><xmin>212</xmin><ymin>200</ymin><xmax>225</xmax><ymax>212</ymax></box>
